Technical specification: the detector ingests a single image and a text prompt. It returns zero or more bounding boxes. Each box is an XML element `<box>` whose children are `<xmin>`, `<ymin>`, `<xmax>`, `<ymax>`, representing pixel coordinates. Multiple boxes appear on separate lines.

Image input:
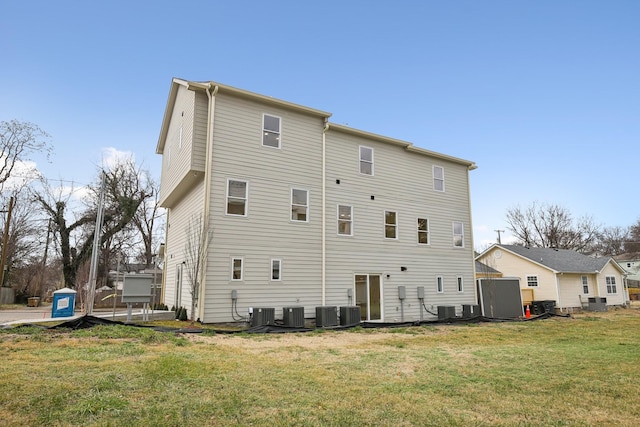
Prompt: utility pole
<box><xmin>87</xmin><ymin>172</ymin><xmax>106</xmax><ymax>315</ymax></box>
<box><xmin>495</xmin><ymin>229</ymin><xmax>505</xmax><ymax>245</ymax></box>
<box><xmin>0</xmin><ymin>196</ymin><xmax>15</xmax><ymax>288</ymax></box>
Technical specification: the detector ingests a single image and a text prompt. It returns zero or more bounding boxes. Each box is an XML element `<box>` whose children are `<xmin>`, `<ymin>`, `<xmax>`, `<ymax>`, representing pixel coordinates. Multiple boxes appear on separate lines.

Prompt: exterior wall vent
<box><xmin>437</xmin><ymin>305</ymin><xmax>456</xmax><ymax>320</ymax></box>
<box><xmin>282</xmin><ymin>306</ymin><xmax>305</xmax><ymax>327</ymax></box>
<box><xmin>340</xmin><ymin>306</ymin><xmax>361</xmax><ymax>326</ymax></box>
<box><xmin>315</xmin><ymin>306</ymin><xmax>338</xmax><ymax>327</ymax></box>
<box><xmin>251</xmin><ymin>307</ymin><xmax>275</xmax><ymax>327</ymax></box>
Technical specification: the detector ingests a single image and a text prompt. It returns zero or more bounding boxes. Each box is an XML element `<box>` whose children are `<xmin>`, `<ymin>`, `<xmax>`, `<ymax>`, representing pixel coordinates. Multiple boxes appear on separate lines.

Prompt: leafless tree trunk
<box><xmin>184</xmin><ymin>214</ymin><xmax>212</xmax><ymax>321</ymax></box>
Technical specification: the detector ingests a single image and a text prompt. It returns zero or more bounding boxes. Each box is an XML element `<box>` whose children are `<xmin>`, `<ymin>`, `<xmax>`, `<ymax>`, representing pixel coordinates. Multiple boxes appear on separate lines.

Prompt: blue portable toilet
<box><xmin>52</xmin><ymin>288</ymin><xmax>77</xmax><ymax>318</ymax></box>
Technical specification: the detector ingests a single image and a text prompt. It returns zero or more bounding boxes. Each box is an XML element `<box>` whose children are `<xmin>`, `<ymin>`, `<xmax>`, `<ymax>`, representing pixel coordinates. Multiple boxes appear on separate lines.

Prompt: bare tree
<box><xmin>627</xmin><ymin>218</ymin><xmax>640</xmax><ymax>255</ymax></box>
<box><xmin>0</xmin><ymin>120</ymin><xmax>52</xmax><ymax>188</ymax></box>
<box><xmin>505</xmin><ymin>202</ymin><xmax>601</xmax><ymax>253</ymax></box>
<box><xmin>595</xmin><ymin>226</ymin><xmax>629</xmax><ymax>256</ymax></box>
<box><xmin>183</xmin><ymin>213</ymin><xmax>212</xmax><ymax>321</ymax></box>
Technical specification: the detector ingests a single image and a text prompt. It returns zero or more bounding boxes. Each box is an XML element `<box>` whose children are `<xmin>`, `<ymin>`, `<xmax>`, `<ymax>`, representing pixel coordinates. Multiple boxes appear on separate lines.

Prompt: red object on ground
<box><xmin>525</xmin><ymin>305</ymin><xmax>531</xmax><ymax>319</ymax></box>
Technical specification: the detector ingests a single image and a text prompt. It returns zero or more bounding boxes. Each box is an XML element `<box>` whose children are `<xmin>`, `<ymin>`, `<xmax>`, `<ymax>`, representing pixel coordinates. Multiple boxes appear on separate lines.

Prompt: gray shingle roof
<box><xmin>500</xmin><ymin>245</ymin><xmax>611</xmax><ymax>273</ymax></box>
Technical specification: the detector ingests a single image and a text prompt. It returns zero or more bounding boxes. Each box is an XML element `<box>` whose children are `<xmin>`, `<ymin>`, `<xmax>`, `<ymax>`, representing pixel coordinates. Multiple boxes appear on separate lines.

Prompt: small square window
<box><xmin>526</xmin><ymin>276</ymin><xmax>538</xmax><ymax>287</ymax></box>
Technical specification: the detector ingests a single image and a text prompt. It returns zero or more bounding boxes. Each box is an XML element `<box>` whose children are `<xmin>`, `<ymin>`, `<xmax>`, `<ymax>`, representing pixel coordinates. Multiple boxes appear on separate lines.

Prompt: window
<box><xmin>436</xmin><ymin>276</ymin><xmax>444</xmax><ymax>293</ymax></box>
<box><xmin>526</xmin><ymin>275</ymin><xmax>538</xmax><ymax>287</ymax></box>
<box><xmin>359</xmin><ymin>146</ymin><xmax>374</xmax><ymax>175</ymax></box>
<box><xmin>457</xmin><ymin>276</ymin><xmax>464</xmax><ymax>293</ymax></box>
<box><xmin>226</xmin><ymin>179</ymin><xmax>248</xmax><ymax>216</ymax></box>
<box><xmin>384</xmin><ymin>211</ymin><xmax>397</xmax><ymax>239</ymax></box>
<box><xmin>417</xmin><ymin>218</ymin><xmax>429</xmax><ymax>245</ymax></box>
<box><xmin>262</xmin><ymin>114</ymin><xmax>281</xmax><ymax>148</ymax></box>
<box><xmin>606</xmin><ymin>276</ymin><xmax>617</xmax><ymax>294</ymax></box>
<box><xmin>291</xmin><ymin>188</ymin><xmax>308</xmax><ymax>222</ymax></box>
<box><xmin>453</xmin><ymin>222</ymin><xmax>464</xmax><ymax>247</ymax></box>
<box><xmin>271</xmin><ymin>259</ymin><xmax>281</xmax><ymax>281</ymax></box>
<box><xmin>582</xmin><ymin>276</ymin><xmax>589</xmax><ymax>294</ymax></box>
<box><xmin>433</xmin><ymin>165</ymin><xmax>444</xmax><ymax>192</ymax></box>
<box><xmin>338</xmin><ymin>205</ymin><xmax>353</xmax><ymax>236</ymax></box>
<box><xmin>231</xmin><ymin>257</ymin><xmax>243</xmax><ymax>281</ymax></box>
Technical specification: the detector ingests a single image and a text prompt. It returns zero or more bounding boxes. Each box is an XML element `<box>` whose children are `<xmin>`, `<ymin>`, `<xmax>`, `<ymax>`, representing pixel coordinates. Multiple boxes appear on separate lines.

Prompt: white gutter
<box><xmin>322</xmin><ymin>120</ymin><xmax>329</xmax><ymax>305</ymax></box>
<box><xmin>197</xmin><ymin>83</ymin><xmax>219</xmax><ymax>322</ymax></box>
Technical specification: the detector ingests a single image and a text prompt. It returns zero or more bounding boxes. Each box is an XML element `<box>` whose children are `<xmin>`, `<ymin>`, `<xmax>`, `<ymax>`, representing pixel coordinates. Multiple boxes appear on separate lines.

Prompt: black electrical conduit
<box><xmin>4</xmin><ymin>310</ymin><xmax>570</xmax><ymax>333</ymax></box>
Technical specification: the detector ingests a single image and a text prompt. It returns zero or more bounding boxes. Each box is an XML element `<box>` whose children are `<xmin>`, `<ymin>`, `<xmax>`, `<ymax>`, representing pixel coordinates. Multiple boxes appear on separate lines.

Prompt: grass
<box><xmin>1</xmin><ymin>308</ymin><xmax>639</xmax><ymax>426</ymax></box>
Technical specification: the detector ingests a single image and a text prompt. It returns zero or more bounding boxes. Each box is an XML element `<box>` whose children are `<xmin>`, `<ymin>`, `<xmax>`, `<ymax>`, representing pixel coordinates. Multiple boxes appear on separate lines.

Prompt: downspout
<box><xmin>466</xmin><ymin>164</ymin><xmax>477</xmax><ymax>306</ymax></box>
<box><xmin>555</xmin><ymin>273</ymin><xmax>562</xmax><ymax>312</ymax></box>
<box><xmin>198</xmin><ymin>82</ymin><xmax>219</xmax><ymax>321</ymax></box>
<box><xmin>322</xmin><ymin>120</ymin><xmax>329</xmax><ymax>305</ymax></box>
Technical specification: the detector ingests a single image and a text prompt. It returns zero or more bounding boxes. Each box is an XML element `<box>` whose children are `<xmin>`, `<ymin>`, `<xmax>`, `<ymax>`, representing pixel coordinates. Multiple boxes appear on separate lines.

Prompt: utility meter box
<box><xmin>51</xmin><ymin>288</ymin><xmax>77</xmax><ymax>318</ymax></box>
<box><xmin>121</xmin><ymin>274</ymin><xmax>153</xmax><ymax>304</ymax></box>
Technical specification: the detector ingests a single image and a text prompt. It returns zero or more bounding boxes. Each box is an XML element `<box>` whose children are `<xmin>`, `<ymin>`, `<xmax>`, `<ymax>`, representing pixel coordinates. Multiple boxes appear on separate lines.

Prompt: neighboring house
<box><xmin>614</xmin><ymin>254</ymin><xmax>640</xmax><ymax>287</ymax></box>
<box><xmin>156</xmin><ymin>78</ymin><xmax>478</xmax><ymax>323</ymax></box>
<box><xmin>476</xmin><ymin>244</ymin><xmax>629</xmax><ymax>311</ymax></box>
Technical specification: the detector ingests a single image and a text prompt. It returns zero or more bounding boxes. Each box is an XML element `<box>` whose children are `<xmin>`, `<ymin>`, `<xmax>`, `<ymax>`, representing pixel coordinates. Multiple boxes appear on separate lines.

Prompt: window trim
<box><xmin>359</xmin><ymin>145</ymin><xmax>374</xmax><ymax>176</ymax></box>
<box><xmin>231</xmin><ymin>257</ymin><xmax>244</xmax><ymax>281</ymax></box>
<box><xmin>384</xmin><ymin>210</ymin><xmax>398</xmax><ymax>240</ymax></box>
<box><xmin>526</xmin><ymin>275</ymin><xmax>539</xmax><ymax>287</ymax></box>
<box><xmin>337</xmin><ymin>204</ymin><xmax>353</xmax><ymax>236</ymax></box>
<box><xmin>457</xmin><ymin>276</ymin><xmax>464</xmax><ymax>293</ymax></box>
<box><xmin>606</xmin><ymin>276</ymin><xmax>617</xmax><ymax>294</ymax></box>
<box><xmin>270</xmin><ymin>259</ymin><xmax>282</xmax><ymax>282</ymax></box>
<box><xmin>417</xmin><ymin>217</ymin><xmax>430</xmax><ymax>245</ymax></box>
<box><xmin>226</xmin><ymin>178</ymin><xmax>248</xmax><ymax>217</ymax></box>
<box><xmin>453</xmin><ymin>221</ymin><xmax>464</xmax><ymax>248</ymax></box>
<box><xmin>262</xmin><ymin>113</ymin><xmax>281</xmax><ymax>149</ymax></box>
<box><xmin>433</xmin><ymin>165</ymin><xmax>445</xmax><ymax>192</ymax></box>
<box><xmin>290</xmin><ymin>188</ymin><xmax>309</xmax><ymax>223</ymax></box>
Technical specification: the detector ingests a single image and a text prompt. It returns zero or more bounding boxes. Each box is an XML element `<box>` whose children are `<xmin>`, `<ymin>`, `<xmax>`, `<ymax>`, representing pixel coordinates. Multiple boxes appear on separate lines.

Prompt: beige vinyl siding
<box><xmin>159</xmin><ymin>85</ymin><xmax>207</xmax><ymax>208</ymax></box>
<box><xmin>324</xmin><ymin>129</ymin><xmax>475</xmax><ymax>321</ymax></box>
<box><xmin>478</xmin><ymin>248</ymin><xmax>560</xmax><ymax>302</ymax></box>
<box><xmin>596</xmin><ymin>263</ymin><xmax>626</xmax><ymax>305</ymax></box>
<box><xmin>557</xmin><ymin>273</ymin><xmax>592</xmax><ymax>308</ymax></box>
<box><xmin>162</xmin><ymin>180</ymin><xmax>205</xmax><ymax>315</ymax></box>
<box><xmin>199</xmin><ymin>93</ymin><xmax>325</xmax><ymax>323</ymax></box>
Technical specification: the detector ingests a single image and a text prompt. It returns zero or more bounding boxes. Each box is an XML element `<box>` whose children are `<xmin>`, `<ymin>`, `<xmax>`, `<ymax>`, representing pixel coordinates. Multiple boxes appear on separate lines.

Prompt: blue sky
<box><xmin>1</xmin><ymin>0</ymin><xmax>638</xmax><ymax>249</ymax></box>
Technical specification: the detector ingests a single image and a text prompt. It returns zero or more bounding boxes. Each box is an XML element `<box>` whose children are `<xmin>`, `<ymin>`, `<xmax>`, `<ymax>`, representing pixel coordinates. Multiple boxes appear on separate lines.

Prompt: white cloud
<box><xmin>101</xmin><ymin>147</ymin><xmax>134</xmax><ymax>171</ymax></box>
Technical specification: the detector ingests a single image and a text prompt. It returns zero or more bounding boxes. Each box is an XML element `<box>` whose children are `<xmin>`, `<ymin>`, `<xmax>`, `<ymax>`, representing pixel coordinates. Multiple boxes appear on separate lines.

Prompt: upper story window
<box><xmin>291</xmin><ymin>188</ymin><xmax>308</xmax><ymax>222</ymax></box>
<box><xmin>433</xmin><ymin>165</ymin><xmax>445</xmax><ymax>192</ymax></box>
<box><xmin>526</xmin><ymin>275</ymin><xmax>538</xmax><ymax>287</ymax></box>
<box><xmin>384</xmin><ymin>211</ymin><xmax>397</xmax><ymax>239</ymax></box>
<box><xmin>262</xmin><ymin>114</ymin><xmax>281</xmax><ymax>148</ymax></box>
<box><xmin>417</xmin><ymin>218</ymin><xmax>430</xmax><ymax>245</ymax></box>
<box><xmin>359</xmin><ymin>146</ymin><xmax>374</xmax><ymax>175</ymax></box>
<box><xmin>338</xmin><ymin>205</ymin><xmax>353</xmax><ymax>236</ymax></box>
<box><xmin>226</xmin><ymin>179</ymin><xmax>248</xmax><ymax>216</ymax></box>
<box><xmin>606</xmin><ymin>276</ymin><xmax>617</xmax><ymax>294</ymax></box>
<box><xmin>582</xmin><ymin>275</ymin><xmax>589</xmax><ymax>294</ymax></box>
<box><xmin>453</xmin><ymin>221</ymin><xmax>464</xmax><ymax>247</ymax></box>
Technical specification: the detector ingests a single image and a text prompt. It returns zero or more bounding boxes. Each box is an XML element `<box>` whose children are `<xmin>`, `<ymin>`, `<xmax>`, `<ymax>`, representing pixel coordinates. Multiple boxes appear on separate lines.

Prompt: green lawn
<box><xmin>1</xmin><ymin>307</ymin><xmax>639</xmax><ymax>426</ymax></box>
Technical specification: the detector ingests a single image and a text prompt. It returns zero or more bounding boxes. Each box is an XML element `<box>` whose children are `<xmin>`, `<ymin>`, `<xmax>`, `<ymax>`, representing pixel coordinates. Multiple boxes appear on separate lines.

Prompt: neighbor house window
<box><xmin>271</xmin><ymin>259</ymin><xmax>281</xmax><ymax>281</ymax></box>
<box><xmin>226</xmin><ymin>179</ymin><xmax>248</xmax><ymax>216</ymax></box>
<box><xmin>359</xmin><ymin>146</ymin><xmax>374</xmax><ymax>175</ymax></box>
<box><xmin>384</xmin><ymin>211</ymin><xmax>397</xmax><ymax>239</ymax></box>
<box><xmin>457</xmin><ymin>276</ymin><xmax>464</xmax><ymax>293</ymax></box>
<box><xmin>262</xmin><ymin>114</ymin><xmax>281</xmax><ymax>148</ymax></box>
<box><xmin>436</xmin><ymin>276</ymin><xmax>444</xmax><ymax>293</ymax></box>
<box><xmin>433</xmin><ymin>165</ymin><xmax>445</xmax><ymax>192</ymax></box>
<box><xmin>417</xmin><ymin>218</ymin><xmax>429</xmax><ymax>245</ymax></box>
<box><xmin>338</xmin><ymin>205</ymin><xmax>353</xmax><ymax>236</ymax></box>
<box><xmin>231</xmin><ymin>257</ymin><xmax>243</xmax><ymax>281</ymax></box>
<box><xmin>606</xmin><ymin>276</ymin><xmax>617</xmax><ymax>294</ymax></box>
<box><xmin>453</xmin><ymin>221</ymin><xmax>464</xmax><ymax>247</ymax></box>
<box><xmin>526</xmin><ymin>275</ymin><xmax>538</xmax><ymax>287</ymax></box>
<box><xmin>291</xmin><ymin>188</ymin><xmax>308</xmax><ymax>222</ymax></box>
<box><xmin>582</xmin><ymin>276</ymin><xmax>589</xmax><ymax>294</ymax></box>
